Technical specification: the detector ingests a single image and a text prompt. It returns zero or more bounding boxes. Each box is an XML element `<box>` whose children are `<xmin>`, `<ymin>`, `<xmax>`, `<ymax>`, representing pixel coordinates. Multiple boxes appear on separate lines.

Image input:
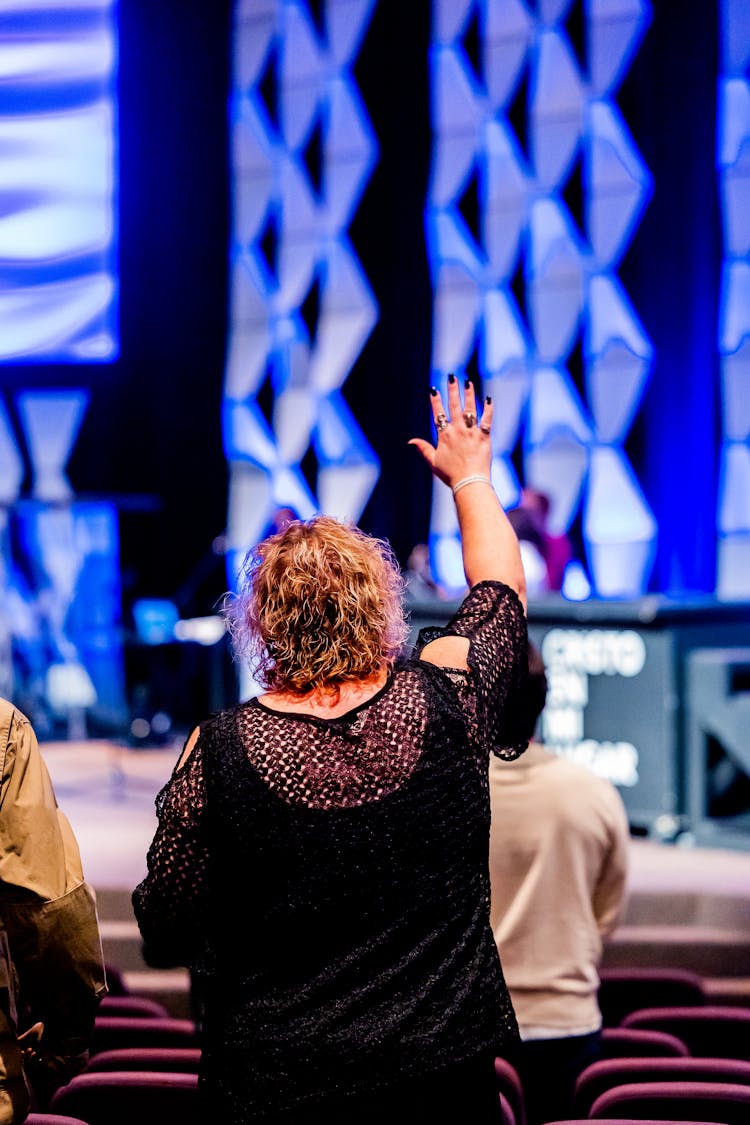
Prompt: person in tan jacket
<box><xmin>489</xmin><ymin>645</ymin><xmax>630</xmax><ymax>1125</ymax></box>
<box><xmin>0</xmin><ymin>697</ymin><xmax>107</xmax><ymax>1124</ymax></box>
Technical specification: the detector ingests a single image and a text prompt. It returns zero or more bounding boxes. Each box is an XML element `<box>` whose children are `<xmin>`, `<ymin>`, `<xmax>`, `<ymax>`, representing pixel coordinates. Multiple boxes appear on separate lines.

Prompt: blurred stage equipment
<box><xmin>408</xmin><ymin>593</ymin><xmax>750</xmax><ymax>849</ymax></box>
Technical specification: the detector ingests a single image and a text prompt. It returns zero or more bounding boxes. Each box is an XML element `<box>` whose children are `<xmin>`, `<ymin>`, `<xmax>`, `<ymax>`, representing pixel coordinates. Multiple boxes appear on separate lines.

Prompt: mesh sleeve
<box><xmin>414</xmin><ymin>581</ymin><xmax>529</xmax><ymax>761</ymax></box>
<box><xmin>131</xmin><ymin>735</ymin><xmax>209</xmax><ymax>968</ymax></box>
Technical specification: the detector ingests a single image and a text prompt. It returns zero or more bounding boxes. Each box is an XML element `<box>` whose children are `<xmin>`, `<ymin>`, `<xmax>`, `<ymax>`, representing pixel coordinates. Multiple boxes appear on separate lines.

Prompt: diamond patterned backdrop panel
<box><xmin>225</xmin><ymin>0</ymin><xmax>379</xmax><ymax>594</ymax></box>
<box><xmin>718</xmin><ymin>2</ymin><xmax>750</xmax><ymax>597</ymax></box>
<box><xmin>427</xmin><ymin>0</ymin><xmax>654</xmax><ymax>598</ymax></box>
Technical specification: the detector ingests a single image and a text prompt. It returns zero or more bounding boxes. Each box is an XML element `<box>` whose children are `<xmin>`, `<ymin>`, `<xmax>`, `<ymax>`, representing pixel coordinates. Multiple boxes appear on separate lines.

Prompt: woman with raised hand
<box><xmin>133</xmin><ymin>374</ymin><xmax>528</xmax><ymax>1124</ymax></box>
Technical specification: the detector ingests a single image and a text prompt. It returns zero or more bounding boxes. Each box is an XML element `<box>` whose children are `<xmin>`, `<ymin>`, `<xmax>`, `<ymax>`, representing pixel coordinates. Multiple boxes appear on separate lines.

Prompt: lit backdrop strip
<box><xmin>0</xmin><ymin>0</ymin><xmax>119</xmax><ymax>362</ymax></box>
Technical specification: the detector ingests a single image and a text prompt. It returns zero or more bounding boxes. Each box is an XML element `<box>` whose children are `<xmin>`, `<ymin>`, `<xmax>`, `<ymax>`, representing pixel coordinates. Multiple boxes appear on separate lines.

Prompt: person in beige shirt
<box><xmin>489</xmin><ymin>644</ymin><xmax>630</xmax><ymax>1125</ymax></box>
<box><xmin>0</xmin><ymin>697</ymin><xmax>107</xmax><ymax>1124</ymax></box>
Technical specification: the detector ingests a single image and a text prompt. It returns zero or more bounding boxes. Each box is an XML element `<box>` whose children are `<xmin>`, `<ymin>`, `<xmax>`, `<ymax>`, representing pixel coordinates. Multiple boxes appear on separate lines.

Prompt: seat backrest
<box><xmin>498</xmin><ymin>1089</ymin><xmax>516</xmax><ymax>1125</ymax></box>
<box><xmin>26</xmin><ymin>1115</ymin><xmax>94</xmax><ymax>1125</ymax></box>
<box><xmin>600</xmin><ymin>1027</ymin><xmax>690</xmax><ymax>1058</ymax></box>
<box><xmin>620</xmin><ymin>1005</ymin><xmax>750</xmax><ymax>1060</ymax></box>
<box><xmin>90</xmin><ymin>1015</ymin><xmax>200</xmax><ymax>1055</ymax></box>
<box><xmin>495</xmin><ymin>1056</ymin><xmax>526</xmax><ymax>1125</ymax></box>
<box><xmin>589</xmin><ymin>1079</ymin><xmax>750</xmax><ymax>1124</ymax></box>
<box><xmin>598</xmin><ymin>967</ymin><xmax>707</xmax><ymax>1028</ymax></box>
<box><xmin>84</xmin><ymin>1046</ymin><xmax>202</xmax><ymax>1073</ymax></box>
<box><xmin>99</xmin><ymin>995</ymin><xmax>172</xmax><ymax>1019</ymax></box>
<box><xmin>50</xmin><ymin>1071</ymin><xmax>200</xmax><ymax>1125</ymax></box>
<box><xmin>573</xmin><ymin>1055</ymin><xmax>750</xmax><ymax>1117</ymax></box>
<box><xmin>103</xmin><ymin>963</ymin><xmax>130</xmax><ymax>996</ymax></box>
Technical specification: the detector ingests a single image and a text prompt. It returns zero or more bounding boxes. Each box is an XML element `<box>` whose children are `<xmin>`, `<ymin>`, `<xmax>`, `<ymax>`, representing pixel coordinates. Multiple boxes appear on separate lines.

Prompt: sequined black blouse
<box><xmin>132</xmin><ymin>580</ymin><xmax>528</xmax><ymax>1121</ymax></box>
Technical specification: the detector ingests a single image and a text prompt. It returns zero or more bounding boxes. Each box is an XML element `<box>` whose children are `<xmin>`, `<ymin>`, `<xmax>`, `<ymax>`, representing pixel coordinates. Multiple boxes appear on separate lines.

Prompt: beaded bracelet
<box><xmin>451</xmin><ymin>475</ymin><xmax>493</xmax><ymax>497</ymax></box>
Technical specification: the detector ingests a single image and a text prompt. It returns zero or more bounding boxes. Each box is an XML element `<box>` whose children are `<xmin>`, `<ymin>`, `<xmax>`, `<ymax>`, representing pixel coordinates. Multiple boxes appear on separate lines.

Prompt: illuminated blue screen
<box><xmin>0</xmin><ymin>0</ymin><xmax>118</xmax><ymax>362</ymax></box>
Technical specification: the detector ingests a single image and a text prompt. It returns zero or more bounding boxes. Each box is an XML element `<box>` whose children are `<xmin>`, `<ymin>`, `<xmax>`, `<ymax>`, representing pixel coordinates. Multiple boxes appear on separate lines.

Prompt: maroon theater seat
<box><xmin>621</xmin><ymin>1005</ymin><xmax>750</xmax><ymax>1060</ymax></box>
<box><xmin>589</xmin><ymin>1079</ymin><xmax>750</xmax><ymax>1123</ymax></box>
<box><xmin>90</xmin><ymin>1015</ymin><xmax>200</xmax><ymax>1055</ymax></box>
<box><xmin>573</xmin><ymin>1055</ymin><xmax>750</xmax><ymax>1117</ymax></box>
<box><xmin>598</xmin><ymin>967</ymin><xmax>707</xmax><ymax>1028</ymax></box>
<box><xmin>50</xmin><ymin>1071</ymin><xmax>200</xmax><ymax>1125</ymax></box>
<box><xmin>26</xmin><ymin>1116</ymin><xmax>92</xmax><ymax>1125</ymax></box>
<box><xmin>84</xmin><ymin>1046</ymin><xmax>202</xmax><ymax>1073</ymax></box>
<box><xmin>600</xmin><ymin>1027</ymin><xmax>691</xmax><ymax>1058</ymax></box>
<box><xmin>494</xmin><ymin>1056</ymin><xmax>526</xmax><ymax>1125</ymax></box>
<box><xmin>98</xmin><ymin>995</ymin><xmax>171</xmax><ymax>1019</ymax></box>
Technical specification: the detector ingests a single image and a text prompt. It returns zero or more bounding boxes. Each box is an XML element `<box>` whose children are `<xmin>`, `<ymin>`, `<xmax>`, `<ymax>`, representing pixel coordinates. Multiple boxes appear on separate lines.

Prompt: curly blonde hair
<box><xmin>225</xmin><ymin>516</ymin><xmax>409</xmax><ymax>694</ymax></box>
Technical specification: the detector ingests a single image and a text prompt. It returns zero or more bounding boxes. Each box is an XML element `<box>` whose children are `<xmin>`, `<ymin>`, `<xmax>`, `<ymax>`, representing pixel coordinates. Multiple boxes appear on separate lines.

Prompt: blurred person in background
<box><xmin>489</xmin><ymin>643</ymin><xmax>630</xmax><ymax>1125</ymax></box>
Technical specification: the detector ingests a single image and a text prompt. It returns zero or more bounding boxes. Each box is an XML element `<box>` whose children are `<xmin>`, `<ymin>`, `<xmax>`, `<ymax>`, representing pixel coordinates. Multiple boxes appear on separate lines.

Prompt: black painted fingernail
<box><xmin>464</xmin><ymin>378</ymin><xmax>472</xmax><ymax>390</ymax></box>
<box><xmin>485</xmin><ymin>395</ymin><xmax>492</xmax><ymax>405</ymax></box>
<box><xmin>448</xmin><ymin>372</ymin><xmax>455</xmax><ymax>383</ymax></box>
<box><xmin>430</xmin><ymin>386</ymin><xmax>438</xmax><ymax>396</ymax></box>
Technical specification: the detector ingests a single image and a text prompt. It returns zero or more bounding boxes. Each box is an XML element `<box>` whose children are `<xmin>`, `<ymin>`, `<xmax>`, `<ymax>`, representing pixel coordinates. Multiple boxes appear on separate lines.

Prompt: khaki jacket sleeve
<box><xmin>0</xmin><ymin>700</ymin><xmax>106</xmax><ymax>1122</ymax></box>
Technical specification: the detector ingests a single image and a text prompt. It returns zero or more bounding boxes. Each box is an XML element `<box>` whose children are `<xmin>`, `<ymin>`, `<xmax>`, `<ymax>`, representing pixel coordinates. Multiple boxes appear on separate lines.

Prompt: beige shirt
<box><xmin>0</xmin><ymin>699</ymin><xmax>107</xmax><ymax>1123</ymax></box>
<box><xmin>489</xmin><ymin>741</ymin><xmax>629</xmax><ymax>1038</ymax></box>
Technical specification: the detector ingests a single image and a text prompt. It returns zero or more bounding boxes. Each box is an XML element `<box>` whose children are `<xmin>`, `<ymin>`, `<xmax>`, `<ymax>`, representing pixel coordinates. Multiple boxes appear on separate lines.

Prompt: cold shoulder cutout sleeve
<box><xmin>414</xmin><ymin>580</ymin><xmax>529</xmax><ymax>761</ymax></box>
<box><xmin>132</xmin><ymin>730</ymin><xmax>210</xmax><ymax>969</ymax></box>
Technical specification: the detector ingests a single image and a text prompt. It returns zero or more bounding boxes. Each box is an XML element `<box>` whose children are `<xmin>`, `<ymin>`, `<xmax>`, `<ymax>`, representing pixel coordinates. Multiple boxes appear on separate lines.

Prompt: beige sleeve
<box><xmin>592</xmin><ymin>781</ymin><xmax>631</xmax><ymax>939</ymax></box>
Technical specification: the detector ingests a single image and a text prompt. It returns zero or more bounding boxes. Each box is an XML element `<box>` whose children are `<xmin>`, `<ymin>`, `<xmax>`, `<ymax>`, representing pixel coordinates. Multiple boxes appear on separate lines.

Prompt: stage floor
<box><xmin>38</xmin><ymin>736</ymin><xmax>750</xmax><ymax>1007</ymax></box>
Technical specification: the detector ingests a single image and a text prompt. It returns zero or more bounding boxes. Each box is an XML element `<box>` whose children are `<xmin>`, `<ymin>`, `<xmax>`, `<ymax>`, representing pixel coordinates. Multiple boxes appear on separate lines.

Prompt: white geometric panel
<box><xmin>17</xmin><ymin>389</ymin><xmax>89</xmax><ymax>503</ymax></box>
<box><xmin>586</xmin><ymin>273</ymin><xmax>653</xmax><ymax>442</ymax></box>
<box><xmin>309</xmin><ymin>240</ymin><xmax>378</xmax><ymax>393</ymax></box>
<box><xmin>326</xmin><ymin>0</ymin><xmax>378</xmax><ymax>67</ymax></box>
<box><xmin>719</xmin><ymin>260</ymin><xmax>750</xmax><ymax>354</ymax></box>
<box><xmin>324</xmin><ymin>78</ymin><xmax>378</xmax><ymax>229</ymax></box>
<box><xmin>527</xmin><ymin>366</ymin><xmax>592</xmax><ymax>447</ymax></box>
<box><xmin>318</xmin><ymin>462</ymin><xmax>380</xmax><ymax>522</ymax></box>
<box><xmin>279</xmin><ymin>4</ymin><xmax>325</xmax><ymax>146</ymax></box>
<box><xmin>585</xmin><ymin>443</ymin><xmax>657</xmax><ymax>542</ymax></box>
<box><xmin>718</xmin><ymin>78</ymin><xmax>750</xmax><ymax>167</ymax></box>
<box><xmin>432</xmin><ymin>44</ymin><xmax>484</xmax><ymax>137</ymax></box>
<box><xmin>483</xmin><ymin>0</ymin><xmax>533</xmax><ymax>110</ymax></box>
<box><xmin>721</xmin><ymin>2</ymin><xmax>750</xmax><ymax>81</ymax></box>
<box><xmin>433</xmin><ymin>0</ymin><xmax>477</xmax><ymax>47</ymax></box>
<box><xmin>721</xmin><ymin>344</ymin><xmax>750</xmax><ymax>442</ymax></box>
<box><xmin>0</xmin><ymin>400</ymin><xmax>24</xmax><ymax>504</ymax></box>
<box><xmin>717</xmin><ymin>533</ymin><xmax>750</xmax><ymax>600</ymax></box>
<box><xmin>233</xmin><ymin>0</ymin><xmax>276</xmax><ymax>89</ymax></box>
<box><xmin>530</xmin><ymin>29</ymin><xmax>584</xmax><ymax>189</ymax></box>
<box><xmin>587</xmin><ymin>100</ymin><xmax>652</xmax><ymax>267</ymax></box>
<box><xmin>432</xmin><ymin>262</ymin><xmax>482</xmax><ymax>373</ymax></box>
<box><xmin>525</xmin><ymin>432</ymin><xmax>588</xmax><ymax>534</ymax></box>
<box><xmin>224</xmin><ymin>400</ymin><xmax>278</xmax><ymax>468</ymax></box>
<box><xmin>588</xmin><ymin>0</ymin><xmax>651</xmax><ymax>96</ymax></box>
<box><xmin>482</xmin><ymin>287</ymin><xmax>528</xmax><ymax>373</ymax></box>
<box><xmin>587</xmin><ymin>538</ymin><xmax>655</xmax><ymax>599</ymax></box>
<box><xmin>585</xmin><ymin>444</ymin><xmax>657</xmax><ymax>597</ymax></box>
<box><xmin>718</xmin><ymin>441</ymin><xmax>750</xmax><ymax>533</ymax></box>
<box><xmin>273</xmin><ymin>385</ymin><xmax>316</xmax><ymax>464</ymax></box>
<box><xmin>430</xmin><ymin>209</ymin><xmax>485</xmax><ymax>275</ymax></box>
<box><xmin>528</xmin><ymin>198</ymin><xmax>585</xmax><ymax>361</ymax></box>
<box><xmin>430</xmin><ymin>131</ymin><xmax>482</xmax><ymax>210</ymax></box>
<box><xmin>482</xmin><ymin>119</ymin><xmax>528</xmax><ymax>279</ymax></box>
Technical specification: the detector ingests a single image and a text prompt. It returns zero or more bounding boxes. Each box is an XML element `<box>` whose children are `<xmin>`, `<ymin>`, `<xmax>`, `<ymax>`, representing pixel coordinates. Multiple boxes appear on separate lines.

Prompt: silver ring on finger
<box><xmin>436</xmin><ymin>413</ymin><xmax>449</xmax><ymax>432</ymax></box>
<box><xmin>463</xmin><ymin>412</ymin><xmax>477</xmax><ymax>428</ymax></box>
<box><xmin>479</xmin><ymin>422</ymin><xmax>491</xmax><ymax>435</ymax></box>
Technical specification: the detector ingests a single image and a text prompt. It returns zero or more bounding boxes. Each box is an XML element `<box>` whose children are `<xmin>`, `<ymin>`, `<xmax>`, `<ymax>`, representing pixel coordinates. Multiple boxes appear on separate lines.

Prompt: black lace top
<box><xmin>132</xmin><ymin>580</ymin><xmax>528</xmax><ymax>1121</ymax></box>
